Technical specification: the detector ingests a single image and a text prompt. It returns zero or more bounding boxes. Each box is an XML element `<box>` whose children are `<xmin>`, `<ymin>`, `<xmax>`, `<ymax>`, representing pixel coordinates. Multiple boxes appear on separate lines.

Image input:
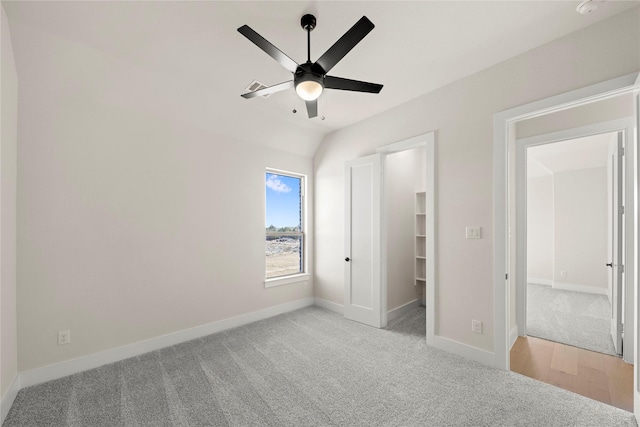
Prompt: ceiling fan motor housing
<box><xmin>295</xmin><ymin>62</ymin><xmax>324</xmax><ymax>85</ymax></box>
<box><xmin>301</xmin><ymin>14</ymin><xmax>317</xmax><ymax>31</ymax></box>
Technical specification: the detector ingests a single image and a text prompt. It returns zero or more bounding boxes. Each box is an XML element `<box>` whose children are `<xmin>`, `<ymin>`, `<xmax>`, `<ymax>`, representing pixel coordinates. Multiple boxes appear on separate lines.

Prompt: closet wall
<box><xmin>385</xmin><ymin>147</ymin><xmax>426</xmax><ymax>311</ymax></box>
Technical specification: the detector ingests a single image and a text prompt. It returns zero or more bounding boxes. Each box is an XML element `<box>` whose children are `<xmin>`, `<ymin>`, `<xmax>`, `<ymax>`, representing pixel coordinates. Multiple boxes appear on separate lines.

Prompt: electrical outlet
<box><xmin>472</xmin><ymin>320</ymin><xmax>482</xmax><ymax>334</ymax></box>
<box><xmin>58</xmin><ymin>330</ymin><xmax>71</xmax><ymax>346</ymax></box>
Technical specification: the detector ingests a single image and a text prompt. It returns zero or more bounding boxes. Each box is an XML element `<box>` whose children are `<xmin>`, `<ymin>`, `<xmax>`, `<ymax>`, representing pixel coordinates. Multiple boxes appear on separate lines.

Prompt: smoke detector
<box><xmin>576</xmin><ymin>0</ymin><xmax>598</xmax><ymax>15</ymax></box>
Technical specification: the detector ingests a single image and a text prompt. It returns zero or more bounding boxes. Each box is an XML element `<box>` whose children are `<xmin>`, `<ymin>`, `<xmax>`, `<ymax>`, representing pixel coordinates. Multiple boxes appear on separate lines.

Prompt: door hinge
<box><xmin>619</xmin><ymin>323</ymin><xmax>624</xmax><ymax>334</ymax></box>
<box><xmin>620</xmin><ymin>147</ymin><xmax>625</xmax><ymax>156</ymax></box>
<box><xmin>619</xmin><ymin>206</ymin><xmax>625</xmax><ymax>215</ymax></box>
<box><xmin>505</xmin><ymin>273</ymin><xmax>508</xmax><ymax>280</ymax></box>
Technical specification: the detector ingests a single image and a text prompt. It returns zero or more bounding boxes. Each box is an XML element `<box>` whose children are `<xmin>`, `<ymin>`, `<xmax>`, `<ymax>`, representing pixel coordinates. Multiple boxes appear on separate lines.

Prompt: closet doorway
<box><xmin>343</xmin><ymin>132</ymin><xmax>435</xmax><ymax>344</ymax></box>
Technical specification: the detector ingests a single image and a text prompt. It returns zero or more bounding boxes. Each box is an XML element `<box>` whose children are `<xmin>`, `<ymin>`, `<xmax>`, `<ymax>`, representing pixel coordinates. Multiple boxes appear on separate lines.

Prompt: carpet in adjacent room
<box><xmin>527</xmin><ymin>283</ymin><xmax>616</xmax><ymax>356</ymax></box>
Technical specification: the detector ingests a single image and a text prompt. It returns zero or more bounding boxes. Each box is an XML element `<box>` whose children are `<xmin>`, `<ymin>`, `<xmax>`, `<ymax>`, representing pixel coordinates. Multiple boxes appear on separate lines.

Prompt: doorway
<box><xmin>493</xmin><ymin>72</ymin><xmax>639</xmax><ymax>371</ymax></box>
<box><xmin>518</xmin><ymin>127</ymin><xmax>631</xmax><ymax>360</ymax></box>
<box><xmin>511</xmin><ymin>111</ymin><xmax>635</xmax><ymax>411</ymax></box>
<box><xmin>494</xmin><ymin>73</ymin><xmax>639</xmax><ymax>413</ymax></box>
<box><xmin>343</xmin><ymin>132</ymin><xmax>436</xmax><ymax>345</ymax></box>
<box><xmin>515</xmin><ymin>116</ymin><xmax>635</xmax><ymax>364</ymax></box>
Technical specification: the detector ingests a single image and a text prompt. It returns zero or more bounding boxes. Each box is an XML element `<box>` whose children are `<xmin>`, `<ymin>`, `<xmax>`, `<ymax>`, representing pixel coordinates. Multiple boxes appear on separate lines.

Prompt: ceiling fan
<box><xmin>238</xmin><ymin>14</ymin><xmax>383</xmax><ymax>119</ymax></box>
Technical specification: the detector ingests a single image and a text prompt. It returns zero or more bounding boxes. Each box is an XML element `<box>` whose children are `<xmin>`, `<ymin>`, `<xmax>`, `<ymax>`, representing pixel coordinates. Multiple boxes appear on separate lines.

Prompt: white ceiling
<box><xmin>527</xmin><ymin>132</ymin><xmax>615</xmax><ymax>178</ymax></box>
<box><xmin>3</xmin><ymin>1</ymin><xmax>638</xmax><ymax>156</ymax></box>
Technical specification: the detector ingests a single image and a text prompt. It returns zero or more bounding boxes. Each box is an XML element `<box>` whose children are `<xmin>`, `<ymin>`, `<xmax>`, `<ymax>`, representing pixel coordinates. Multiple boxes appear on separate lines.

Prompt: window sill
<box><xmin>264</xmin><ymin>274</ymin><xmax>310</xmax><ymax>288</ymax></box>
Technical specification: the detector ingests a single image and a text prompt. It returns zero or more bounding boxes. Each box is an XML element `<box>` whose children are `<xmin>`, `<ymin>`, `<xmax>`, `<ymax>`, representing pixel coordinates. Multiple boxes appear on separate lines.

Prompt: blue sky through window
<box><xmin>265</xmin><ymin>173</ymin><xmax>301</xmax><ymax>229</ymax></box>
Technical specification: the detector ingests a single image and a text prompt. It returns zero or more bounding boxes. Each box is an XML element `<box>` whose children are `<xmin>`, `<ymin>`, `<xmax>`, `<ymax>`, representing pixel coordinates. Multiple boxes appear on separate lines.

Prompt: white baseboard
<box><xmin>510</xmin><ymin>325</ymin><xmax>519</xmax><ymax>350</ymax></box>
<box><xmin>527</xmin><ymin>277</ymin><xmax>553</xmax><ymax>286</ymax></box>
<box><xmin>387</xmin><ymin>299</ymin><xmax>420</xmax><ymax>322</ymax></box>
<box><xmin>20</xmin><ymin>297</ymin><xmax>314</xmax><ymax>389</ymax></box>
<box><xmin>1</xmin><ymin>374</ymin><xmax>20</xmax><ymax>424</ymax></box>
<box><xmin>432</xmin><ymin>336</ymin><xmax>495</xmax><ymax>368</ymax></box>
<box><xmin>313</xmin><ymin>297</ymin><xmax>344</xmax><ymax>314</ymax></box>
<box><xmin>314</xmin><ymin>298</ymin><xmax>494</xmax><ymax>369</ymax></box>
<box><xmin>553</xmin><ymin>281</ymin><xmax>608</xmax><ymax>295</ymax></box>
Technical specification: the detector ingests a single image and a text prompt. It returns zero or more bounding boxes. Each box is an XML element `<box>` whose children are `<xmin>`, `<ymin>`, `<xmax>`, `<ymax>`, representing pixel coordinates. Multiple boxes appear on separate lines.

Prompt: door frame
<box><xmin>493</xmin><ymin>71</ymin><xmax>640</xmax><ymax>371</ymax></box>
<box><xmin>376</xmin><ymin>132</ymin><xmax>436</xmax><ymax>344</ymax></box>
<box><xmin>515</xmin><ymin>119</ymin><xmax>634</xmax><ymax>362</ymax></box>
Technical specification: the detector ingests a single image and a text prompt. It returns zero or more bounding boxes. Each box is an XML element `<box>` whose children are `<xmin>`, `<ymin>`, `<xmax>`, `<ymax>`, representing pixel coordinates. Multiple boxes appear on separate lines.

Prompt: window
<box><xmin>265</xmin><ymin>170</ymin><xmax>305</xmax><ymax>280</ymax></box>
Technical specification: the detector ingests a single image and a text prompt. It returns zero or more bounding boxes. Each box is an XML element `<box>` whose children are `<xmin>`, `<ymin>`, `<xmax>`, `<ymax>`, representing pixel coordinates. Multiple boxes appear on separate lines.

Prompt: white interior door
<box><xmin>344</xmin><ymin>153</ymin><xmax>385</xmax><ymax>328</ymax></box>
<box><xmin>610</xmin><ymin>132</ymin><xmax>624</xmax><ymax>355</ymax></box>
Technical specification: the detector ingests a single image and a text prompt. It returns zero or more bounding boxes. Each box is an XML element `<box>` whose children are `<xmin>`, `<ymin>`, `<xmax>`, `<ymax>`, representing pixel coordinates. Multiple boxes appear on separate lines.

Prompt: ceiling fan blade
<box><xmin>238</xmin><ymin>25</ymin><xmax>299</xmax><ymax>73</ymax></box>
<box><xmin>315</xmin><ymin>16</ymin><xmax>374</xmax><ymax>74</ymax></box>
<box><xmin>241</xmin><ymin>81</ymin><xmax>294</xmax><ymax>99</ymax></box>
<box><xmin>305</xmin><ymin>100</ymin><xmax>318</xmax><ymax>118</ymax></box>
<box><xmin>324</xmin><ymin>76</ymin><xmax>383</xmax><ymax>93</ymax></box>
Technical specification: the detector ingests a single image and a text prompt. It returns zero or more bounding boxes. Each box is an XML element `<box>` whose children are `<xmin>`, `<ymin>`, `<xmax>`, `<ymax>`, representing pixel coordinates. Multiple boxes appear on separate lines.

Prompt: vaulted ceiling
<box><xmin>4</xmin><ymin>1</ymin><xmax>638</xmax><ymax>156</ymax></box>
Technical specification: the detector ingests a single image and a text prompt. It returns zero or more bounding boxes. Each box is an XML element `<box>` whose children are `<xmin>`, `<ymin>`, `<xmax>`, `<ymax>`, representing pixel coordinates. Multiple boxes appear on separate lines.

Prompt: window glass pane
<box><xmin>265</xmin><ymin>172</ymin><xmax>303</xmax><ymax>278</ymax></box>
<box><xmin>266</xmin><ymin>235</ymin><xmax>302</xmax><ymax>278</ymax></box>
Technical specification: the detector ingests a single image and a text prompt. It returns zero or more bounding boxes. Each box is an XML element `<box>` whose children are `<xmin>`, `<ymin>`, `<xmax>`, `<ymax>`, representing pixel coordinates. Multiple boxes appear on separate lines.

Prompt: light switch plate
<box><xmin>466</xmin><ymin>226</ymin><xmax>482</xmax><ymax>239</ymax></box>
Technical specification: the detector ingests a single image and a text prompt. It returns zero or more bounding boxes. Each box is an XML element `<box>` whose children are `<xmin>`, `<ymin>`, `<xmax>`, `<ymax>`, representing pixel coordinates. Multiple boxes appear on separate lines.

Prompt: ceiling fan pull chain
<box><xmin>292</xmin><ymin>90</ymin><xmax>297</xmax><ymax>114</ymax></box>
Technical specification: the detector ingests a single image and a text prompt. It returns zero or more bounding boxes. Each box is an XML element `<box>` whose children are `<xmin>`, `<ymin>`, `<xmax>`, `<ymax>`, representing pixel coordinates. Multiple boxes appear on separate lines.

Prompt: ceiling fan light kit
<box><xmin>295</xmin><ymin>66</ymin><xmax>324</xmax><ymax>101</ymax></box>
<box><xmin>238</xmin><ymin>14</ymin><xmax>383</xmax><ymax>118</ymax></box>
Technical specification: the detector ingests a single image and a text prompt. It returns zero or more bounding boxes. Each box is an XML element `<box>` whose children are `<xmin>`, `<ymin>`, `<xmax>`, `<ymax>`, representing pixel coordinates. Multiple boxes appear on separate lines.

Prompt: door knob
<box><xmin>606</xmin><ymin>263</ymin><xmax>613</xmax><ymax>268</ymax></box>
<box><xmin>345</xmin><ymin>257</ymin><xmax>350</xmax><ymax>262</ymax></box>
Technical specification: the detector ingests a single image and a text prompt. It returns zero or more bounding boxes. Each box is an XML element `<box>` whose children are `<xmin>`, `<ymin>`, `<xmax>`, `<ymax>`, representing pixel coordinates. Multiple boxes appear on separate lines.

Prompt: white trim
<box><xmin>425</xmin><ymin>136</ymin><xmax>436</xmax><ymax>347</ymax></box>
<box><xmin>264</xmin><ymin>273</ymin><xmax>310</xmax><ymax>288</ymax></box>
<box><xmin>1</xmin><ymin>374</ymin><xmax>20</xmax><ymax>424</ymax></box>
<box><xmin>494</xmin><ymin>72</ymin><xmax>640</xmax><ymax>371</ymax></box>
<box><xmin>552</xmin><ymin>281</ymin><xmax>608</xmax><ymax>295</ymax></box>
<box><xmin>387</xmin><ymin>299</ymin><xmax>420</xmax><ymax>322</ymax></box>
<box><xmin>19</xmin><ymin>297</ymin><xmax>314</xmax><ymax>389</ymax></box>
<box><xmin>376</xmin><ymin>132</ymin><xmax>435</xmax><ymax>154</ymax></box>
<box><xmin>516</xmin><ymin>119</ymin><xmax>633</xmax><ymax>147</ymax></box>
<box><xmin>634</xmin><ymin>77</ymin><xmax>640</xmax><ymax>421</ymax></box>
<box><xmin>432</xmin><ymin>336</ymin><xmax>495</xmax><ymax>367</ymax></box>
<box><xmin>527</xmin><ymin>277</ymin><xmax>553</xmax><ymax>286</ymax></box>
<box><xmin>510</xmin><ymin>325</ymin><xmax>519</xmax><ymax>350</ymax></box>
<box><xmin>313</xmin><ymin>297</ymin><xmax>344</xmax><ymax>314</ymax></box>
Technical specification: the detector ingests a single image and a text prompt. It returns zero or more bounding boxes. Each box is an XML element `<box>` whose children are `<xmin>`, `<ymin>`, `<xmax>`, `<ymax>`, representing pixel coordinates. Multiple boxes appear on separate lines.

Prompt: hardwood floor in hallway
<box><xmin>510</xmin><ymin>336</ymin><xmax>633</xmax><ymax>412</ymax></box>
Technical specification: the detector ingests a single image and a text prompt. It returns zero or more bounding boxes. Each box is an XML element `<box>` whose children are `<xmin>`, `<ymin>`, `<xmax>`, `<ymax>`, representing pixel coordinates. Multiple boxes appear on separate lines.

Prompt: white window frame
<box><xmin>264</xmin><ymin>168</ymin><xmax>309</xmax><ymax>288</ymax></box>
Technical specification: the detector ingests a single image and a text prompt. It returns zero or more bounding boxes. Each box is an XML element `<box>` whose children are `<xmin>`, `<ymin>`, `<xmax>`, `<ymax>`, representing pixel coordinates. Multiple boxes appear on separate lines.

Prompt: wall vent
<box><xmin>245</xmin><ymin>80</ymin><xmax>271</xmax><ymax>98</ymax></box>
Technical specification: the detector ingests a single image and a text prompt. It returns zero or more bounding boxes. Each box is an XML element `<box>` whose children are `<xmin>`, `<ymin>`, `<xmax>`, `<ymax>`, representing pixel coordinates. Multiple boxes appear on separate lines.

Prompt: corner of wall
<box><xmin>0</xmin><ymin>1</ymin><xmax>19</xmax><ymax>407</ymax></box>
<box><xmin>0</xmin><ymin>375</ymin><xmax>19</xmax><ymax>424</ymax></box>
